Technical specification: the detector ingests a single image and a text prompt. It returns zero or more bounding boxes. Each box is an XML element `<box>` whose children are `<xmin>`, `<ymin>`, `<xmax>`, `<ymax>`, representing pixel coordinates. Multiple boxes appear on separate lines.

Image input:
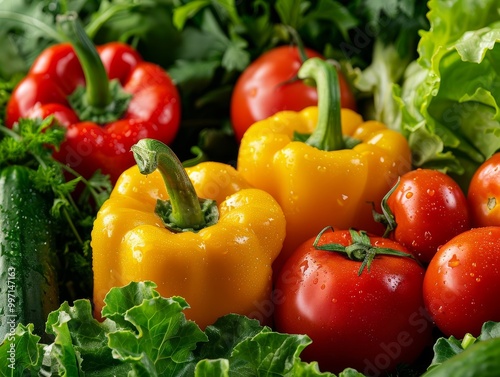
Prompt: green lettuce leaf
<box><xmin>107</xmin><ymin>295</ymin><xmax>207</xmax><ymax>376</ymax></box>
<box><xmin>0</xmin><ymin>323</ymin><xmax>43</xmax><ymax>374</ymax></box>
<box><xmin>100</xmin><ymin>280</ymin><xmax>160</xmax><ymax>330</ymax></box>
<box><xmin>195</xmin><ymin>314</ymin><xmax>265</xmax><ymax>360</ymax></box>
<box><xmin>427</xmin><ymin>321</ymin><xmax>500</xmax><ymax>371</ymax></box>
<box><xmin>1</xmin><ymin>281</ymin><xmax>353</xmax><ymax>376</ymax></box>
<box><xmin>42</xmin><ymin>299</ymin><xmax>128</xmax><ymax>376</ymax></box>
<box><xmin>354</xmin><ymin>40</ymin><xmax>411</xmax><ymax>129</ymax></box>
<box><xmin>194</xmin><ymin>358</ymin><xmax>230</xmax><ymax>376</ymax></box>
<box><xmin>395</xmin><ymin>0</ymin><xmax>500</xmax><ymax>190</ymax></box>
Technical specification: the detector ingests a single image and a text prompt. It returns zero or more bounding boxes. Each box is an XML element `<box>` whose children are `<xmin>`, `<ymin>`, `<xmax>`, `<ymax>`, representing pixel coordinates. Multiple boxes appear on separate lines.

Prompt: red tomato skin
<box><xmin>274</xmin><ymin>230</ymin><xmax>432</xmax><ymax>376</ymax></box>
<box><xmin>467</xmin><ymin>152</ymin><xmax>500</xmax><ymax>227</ymax></box>
<box><xmin>230</xmin><ymin>46</ymin><xmax>357</xmax><ymax>141</ymax></box>
<box><xmin>423</xmin><ymin>226</ymin><xmax>500</xmax><ymax>338</ymax></box>
<box><xmin>387</xmin><ymin>169</ymin><xmax>471</xmax><ymax>264</ymax></box>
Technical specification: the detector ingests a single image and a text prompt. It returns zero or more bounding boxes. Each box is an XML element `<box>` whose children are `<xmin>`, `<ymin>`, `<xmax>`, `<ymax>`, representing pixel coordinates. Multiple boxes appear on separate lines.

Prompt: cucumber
<box><xmin>422</xmin><ymin>337</ymin><xmax>500</xmax><ymax>377</ymax></box>
<box><xmin>0</xmin><ymin>165</ymin><xmax>59</xmax><ymax>342</ymax></box>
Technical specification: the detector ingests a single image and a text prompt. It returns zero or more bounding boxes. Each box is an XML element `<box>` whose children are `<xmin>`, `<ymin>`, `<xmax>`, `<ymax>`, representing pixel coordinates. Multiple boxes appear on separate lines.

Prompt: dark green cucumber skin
<box><xmin>0</xmin><ymin>165</ymin><xmax>58</xmax><ymax>342</ymax></box>
<box><xmin>423</xmin><ymin>337</ymin><xmax>500</xmax><ymax>377</ymax></box>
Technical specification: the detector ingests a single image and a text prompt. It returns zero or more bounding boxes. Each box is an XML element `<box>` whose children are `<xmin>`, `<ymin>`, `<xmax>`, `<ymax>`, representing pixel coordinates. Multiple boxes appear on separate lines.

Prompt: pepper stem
<box><xmin>131</xmin><ymin>138</ymin><xmax>219</xmax><ymax>233</ymax></box>
<box><xmin>298</xmin><ymin>58</ymin><xmax>344</xmax><ymax>151</ymax></box>
<box><xmin>57</xmin><ymin>12</ymin><xmax>110</xmax><ymax>107</ymax></box>
<box><xmin>56</xmin><ymin>12</ymin><xmax>131</xmax><ymax>123</ymax></box>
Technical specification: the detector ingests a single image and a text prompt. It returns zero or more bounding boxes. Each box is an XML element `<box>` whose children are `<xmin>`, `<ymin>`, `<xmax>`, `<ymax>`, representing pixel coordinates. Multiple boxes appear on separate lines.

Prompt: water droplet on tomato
<box><xmin>427</xmin><ymin>188</ymin><xmax>435</xmax><ymax>196</ymax></box>
<box><xmin>448</xmin><ymin>254</ymin><xmax>460</xmax><ymax>268</ymax></box>
<box><xmin>405</xmin><ymin>192</ymin><xmax>413</xmax><ymax>199</ymax></box>
<box><xmin>299</xmin><ymin>260</ymin><xmax>309</xmax><ymax>274</ymax></box>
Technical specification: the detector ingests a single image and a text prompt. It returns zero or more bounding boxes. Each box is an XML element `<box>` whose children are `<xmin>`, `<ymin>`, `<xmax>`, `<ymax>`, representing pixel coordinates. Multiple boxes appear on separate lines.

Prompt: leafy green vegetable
<box><xmin>0</xmin><ymin>0</ymin><xmax>78</xmax><ymax>79</ymax></box>
<box><xmin>349</xmin><ymin>0</ymin><xmax>429</xmax><ymax>128</ymax></box>
<box><xmin>0</xmin><ymin>323</ymin><xmax>44</xmax><ymax>373</ymax></box>
<box><xmin>108</xmin><ymin>296</ymin><xmax>206</xmax><ymax>376</ymax></box>
<box><xmin>0</xmin><ymin>281</ymin><xmax>363</xmax><ymax>376</ymax></box>
<box><xmin>354</xmin><ymin>0</ymin><xmax>428</xmax><ymax>56</ymax></box>
<box><xmin>421</xmin><ymin>322</ymin><xmax>500</xmax><ymax>377</ymax></box>
<box><xmin>394</xmin><ymin>0</ymin><xmax>500</xmax><ymax>191</ymax></box>
<box><xmin>0</xmin><ymin>74</ymin><xmax>21</xmax><ymax>122</ymax></box>
<box><xmin>427</xmin><ymin>321</ymin><xmax>500</xmax><ymax>371</ymax></box>
<box><xmin>353</xmin><ymin>40</ymin><xmax>411</xmax><ymax>129</ymax></box>
<box><xmin>0</xmin><ymin>117</ymin><xmax>111</xmax><ymax>303</ymax></box>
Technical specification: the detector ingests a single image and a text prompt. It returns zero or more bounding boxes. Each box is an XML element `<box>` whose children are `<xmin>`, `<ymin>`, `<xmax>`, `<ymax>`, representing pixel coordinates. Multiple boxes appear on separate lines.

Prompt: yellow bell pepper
<box><xmin>91</xmin><ymin>139</ymin><xmax>286</xmax><ymax>329</ymax></box>
<box><xmin>237</xmin><ymin>57</ymin><xmax>412</xmax><ymax>275</ymax></box>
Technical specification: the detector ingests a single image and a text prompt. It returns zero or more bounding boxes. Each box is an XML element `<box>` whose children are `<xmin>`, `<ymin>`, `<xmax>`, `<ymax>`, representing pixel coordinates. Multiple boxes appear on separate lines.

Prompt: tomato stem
<box><xmin>282</xmin><ymin>25</ymin><xmax>308</xmax><ymax>62</ymax></box>
<box><xmin>313</xmin><ymin>226</ymin><xmax>418</xmax><ymax>275</ymax></box>
<box><xmin>372</xmin><ymin>177</ymin><xmax>400</xmax><ymax>238</ymax></box>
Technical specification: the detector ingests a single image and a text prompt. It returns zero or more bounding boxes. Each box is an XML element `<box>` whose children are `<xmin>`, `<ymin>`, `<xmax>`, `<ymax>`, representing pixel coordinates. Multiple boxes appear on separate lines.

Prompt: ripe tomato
<box><xmin>385</xmin><ymin>169</ymin><xmax>471</xmax><ymax>263</ymax></box>
<box><xmin>230</xmin><ymin>45</ymin><xmax>357</xmax><ymax>141</ymax></box>
<box><xmin>467</xmin><ymin>152</ymin><xmax>500</xmax><ymax>227</ymax></box>
<box><xmin>274</xmin><ymin>228</ymin><xmax>432</xmax><ymax>376</ymax></box>
<box><xmin>423</xmin><ymin>226</ymin><xmax>500</xmax><ymax>338</ymax></box>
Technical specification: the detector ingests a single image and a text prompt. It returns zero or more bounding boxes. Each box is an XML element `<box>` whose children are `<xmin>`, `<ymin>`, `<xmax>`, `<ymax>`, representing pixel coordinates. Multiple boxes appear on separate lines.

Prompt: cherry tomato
<box><xmin>230</xmin><ymin>45</ymin><xmax>357</xmax><ymax>141</ymax></box>
<box><xmin>274</xmin><ymin>229</ymin><xmax>432</xmax><ymax>376</ymax></box>
<box><xmin>467</xmin><ymin>152</ymin><xmax>500</xmax><ymax>227</ymax></box>
<box><xmin>423</xmin><ymin>226</ymin><xmax>500</xmax><ymax>338</ymax></box>
<box><xmin>386</xmin><ymin>169</ymin><xmax>471</xmax><ymax>263</ymax></box>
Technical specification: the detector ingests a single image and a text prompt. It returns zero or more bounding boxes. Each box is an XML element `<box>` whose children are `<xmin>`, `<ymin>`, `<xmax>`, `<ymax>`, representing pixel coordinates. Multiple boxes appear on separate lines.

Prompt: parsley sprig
<box><xmin>0</xmin><ymin>116</ymin><xmax>111</xmax><ymax>213</ymax></box>
<box><xmin>0</xmin><ymin>116</ymin><xmax>112</xmax><ymax>301</ymax></box>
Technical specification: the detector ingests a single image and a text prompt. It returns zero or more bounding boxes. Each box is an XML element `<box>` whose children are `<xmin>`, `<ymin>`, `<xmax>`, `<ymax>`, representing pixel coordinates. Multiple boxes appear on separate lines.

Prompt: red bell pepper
<box><xmin>5</xmin><ymin>13</ymin><xmax>181</xmax><ymax>183</ymax></box>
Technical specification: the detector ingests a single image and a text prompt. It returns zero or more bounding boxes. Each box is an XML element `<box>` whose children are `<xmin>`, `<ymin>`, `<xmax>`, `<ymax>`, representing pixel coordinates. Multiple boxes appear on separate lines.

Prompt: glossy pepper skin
<box><xmin>6</xmin><ymin>14</ymin><xmax>180</xmax><ymax>183</ymax></box>
<box><xmin>91</xmin><ymin>139</ymin><xmax>286</xmax><ymax>329</ymax></box>
<box><xmin>237</xmin><ymin>58</ymin><xmax>412</xmax><ymax>275</ymax></box>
